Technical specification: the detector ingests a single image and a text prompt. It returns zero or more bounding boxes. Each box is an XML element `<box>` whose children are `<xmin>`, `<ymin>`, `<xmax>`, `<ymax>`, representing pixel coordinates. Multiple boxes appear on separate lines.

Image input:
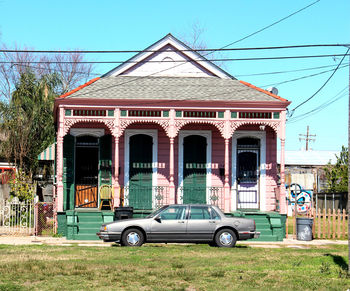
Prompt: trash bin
<box><xmin>114</xmin><ymin>207</ymin><xmax>133</xmax><ymax>220</ymax></box>
<box><xmin>296</xmin><ymin>217</ymin><xmax>313</xmax><ymax>241</ymax></box>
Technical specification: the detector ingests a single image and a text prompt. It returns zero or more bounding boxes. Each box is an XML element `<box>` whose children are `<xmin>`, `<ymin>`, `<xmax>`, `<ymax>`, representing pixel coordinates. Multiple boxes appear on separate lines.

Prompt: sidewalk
<box><xmin>0</xmin><ymin>235</ymin><xmax>347</xmax><ymax>247</ymax></box>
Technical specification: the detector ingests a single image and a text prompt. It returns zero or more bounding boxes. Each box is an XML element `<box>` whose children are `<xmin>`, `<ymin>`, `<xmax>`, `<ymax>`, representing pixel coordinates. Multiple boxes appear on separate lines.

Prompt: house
<box><xmin>54</xmin><ymin>34</ymin><xmax>290</xmax><ymax>240</ymax></box>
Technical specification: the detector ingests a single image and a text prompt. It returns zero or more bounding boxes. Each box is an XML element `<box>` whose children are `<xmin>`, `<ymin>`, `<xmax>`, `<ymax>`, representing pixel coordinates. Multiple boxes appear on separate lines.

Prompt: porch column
<box><xmin>113</xmin><ymin>136</ymin><xmax>120</xmax><ymax>207</ymax></box>
<box><xmin>56</xmin><ymin>107</ymin><xmax>65</xmax><ymax>212</ymax></box>
<box><xmin>169</xmin><ymin>137</ymin><xmax>176</xmax><ymax>204</ymax></box>
<box><xmin>279</xmin><ymin>138</ymin><xmax>287</xmax><ymax>214</ymax></box>
<box><xmin>224</xmin><ymin>138</ymin><xmax>231</xmax><ymax>212</ymax></box>
<box><xmin>56</xmin><ymin>134</ymin><xmax>64</xmax><ymax>212</ymax></box>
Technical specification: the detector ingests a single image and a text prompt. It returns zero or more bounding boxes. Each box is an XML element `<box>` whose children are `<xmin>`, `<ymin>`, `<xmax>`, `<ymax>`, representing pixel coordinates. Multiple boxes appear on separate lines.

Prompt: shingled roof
<box><xmin>59</xmin><ymin>76</ymin><xmax>288</xmax><ymax>102</ymax></box>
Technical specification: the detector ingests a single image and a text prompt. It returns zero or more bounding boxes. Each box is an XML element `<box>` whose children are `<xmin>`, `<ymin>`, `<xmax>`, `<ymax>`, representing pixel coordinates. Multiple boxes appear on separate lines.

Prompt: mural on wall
<box><xmin>286</xmin><ymin>183</ymin><xmax>312</xmax><ymax>214</ymax></box>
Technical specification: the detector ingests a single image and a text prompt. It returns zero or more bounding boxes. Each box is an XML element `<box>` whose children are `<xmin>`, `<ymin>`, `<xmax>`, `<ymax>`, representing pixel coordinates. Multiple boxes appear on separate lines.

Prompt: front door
<box><xmin>128</xmin><ymin>134</ymin><xmax>153</xmax><ymax>209</ymax></box>
<box><xmin>237</xmin><ymin>149</ymin><xmax>260</xmax><ymax>209</ymax></box>
<box><xmin>75</xmin><ymin>136</ymin><xmax>99</xmax><ymax>208</ymax></box>
<box><xmin>182</xmin><ymin>135</ymin><xmax>207</xmax><ymax>204</ymax></box>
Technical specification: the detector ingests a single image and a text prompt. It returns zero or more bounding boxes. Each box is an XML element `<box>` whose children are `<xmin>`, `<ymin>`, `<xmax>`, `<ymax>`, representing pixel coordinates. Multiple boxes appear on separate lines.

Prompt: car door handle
<box><xmin>209</xmin><ymin>221</ymin><xmax>216</xmax><ymax>224</ymax></box>
<box><xmin>178</xmin><ymin>221</ymin><xmax>185</xmax><ymax>223</ymax></box>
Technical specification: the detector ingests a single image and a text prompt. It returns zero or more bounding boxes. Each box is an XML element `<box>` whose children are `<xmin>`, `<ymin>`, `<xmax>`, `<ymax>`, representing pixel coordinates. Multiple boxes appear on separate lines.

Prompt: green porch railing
<box><xmin>122</xmin><ymin>186</ymin><xmax>169</xmax><ymax>210</ymax></box>
<box><xmin>178</xmin><ymin>186</ymin><xmax>224</xmax><ymax>210</ymax></box>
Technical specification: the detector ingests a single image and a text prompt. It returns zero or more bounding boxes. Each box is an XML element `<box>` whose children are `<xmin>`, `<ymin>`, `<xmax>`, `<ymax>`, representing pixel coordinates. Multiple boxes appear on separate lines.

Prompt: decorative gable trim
<box><xmin>59</xmin><ymin>77</ymin><xmax>100</xmax><ymax>99</ymax></box>
<box><xmin>239</xmin><ymin>80</ymin><xmax>289</xmax><ymax>102</ymax></box>
<box><xmin>103</xmin><ymin>34</ymin><xmax>233</xmax><ymax>79</ymax></box>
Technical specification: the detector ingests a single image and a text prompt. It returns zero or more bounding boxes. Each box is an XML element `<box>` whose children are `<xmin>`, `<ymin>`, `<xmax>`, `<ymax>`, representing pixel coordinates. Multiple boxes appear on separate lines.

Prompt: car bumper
<box><xmin>239</xmin><ymin>231</ymin><xmax>260</xmax><ymax>240</ymax></box>
<box><xmin>96</xmin><ymin>232</ymin><xmax>121</xmax><ymax>242</ymax></box>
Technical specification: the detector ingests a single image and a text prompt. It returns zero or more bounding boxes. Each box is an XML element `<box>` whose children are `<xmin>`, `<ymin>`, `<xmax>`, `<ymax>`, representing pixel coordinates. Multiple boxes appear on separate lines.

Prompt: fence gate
<box><xmin>0</xmin><ymin>199</ymin><xmax>34</xmax><ymax>235</ymax></box>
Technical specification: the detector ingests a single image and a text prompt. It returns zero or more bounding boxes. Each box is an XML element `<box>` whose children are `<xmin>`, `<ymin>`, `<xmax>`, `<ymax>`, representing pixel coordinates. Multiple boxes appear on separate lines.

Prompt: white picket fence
<box><xmin>0</xmin><ymin>199</ymin><xmax>34</xmax><ymax>235</ymax></box>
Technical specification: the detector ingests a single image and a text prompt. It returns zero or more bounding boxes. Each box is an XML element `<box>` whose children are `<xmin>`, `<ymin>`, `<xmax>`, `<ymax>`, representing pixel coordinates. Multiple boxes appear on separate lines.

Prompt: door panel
<box><xmin>149</xmin><ymin>205</ymin><xmax>188</xmax><ymax>241</ymax></box>
<box><xmin>182</xmin><ymin>135</ymin><xmax>207</xmax><ymax>204</ymax></box>
<box><xmin>186</xmin><ymin>206</ymin><xmax>217</xmax><ymax>240</ymax></box>
<box><xmin>63</xmin><ymin>134</ymin><xmax>75</xmax><ymax>210</ymax></box>
<box><xmin>129</xmin><ymin>134</ymin><xmax>153</xmax><ymax>209</ymax></box>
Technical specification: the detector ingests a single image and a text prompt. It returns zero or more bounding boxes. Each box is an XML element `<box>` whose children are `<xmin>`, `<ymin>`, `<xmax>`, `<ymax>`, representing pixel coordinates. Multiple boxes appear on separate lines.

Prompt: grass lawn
<box><xmin>0</xmin><ymin>243</ymin><xmax>349</xmax><ymax>291</ymax></box>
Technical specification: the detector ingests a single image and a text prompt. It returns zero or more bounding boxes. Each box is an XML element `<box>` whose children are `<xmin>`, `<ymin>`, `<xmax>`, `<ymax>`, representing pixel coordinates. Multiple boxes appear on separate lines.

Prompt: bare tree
<box><xmin>179</xmin><ymin>22</ymin><xmax>226</xmax><ymax>68</ymax></box>
<box><xmin>0</xmin><ymin>44</ymin><xmax>94</xmax><ymax>101</ymax></box>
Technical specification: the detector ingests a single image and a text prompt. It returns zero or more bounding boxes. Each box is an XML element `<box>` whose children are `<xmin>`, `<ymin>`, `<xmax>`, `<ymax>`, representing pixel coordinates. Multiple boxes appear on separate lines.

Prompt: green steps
<box><xmin>231</xmin><ymin>211</ymin><xmax>286</xmax><ymax>242</ymax></box>
<box><xmin>63</xmin><ymin>211</ymin><xmax>114</xmax><ymax>240</ymax></box>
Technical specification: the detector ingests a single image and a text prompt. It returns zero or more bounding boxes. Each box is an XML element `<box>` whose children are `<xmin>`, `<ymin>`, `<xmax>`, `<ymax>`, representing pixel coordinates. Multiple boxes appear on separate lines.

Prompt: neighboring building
<box><xmin>54</xmin><ymin>34</ymin><xmax>290</xmax><ymax>240</ymax></box>
<box><xmin>278</xmin><ymin>150</ymin><xmax>341</xmax><ymax>215</ymax></box>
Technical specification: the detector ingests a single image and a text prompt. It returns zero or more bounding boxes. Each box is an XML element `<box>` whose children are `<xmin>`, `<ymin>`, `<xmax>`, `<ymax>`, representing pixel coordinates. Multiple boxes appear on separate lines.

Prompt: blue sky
<box><xmin>0</xmin><ymin>0</ymin><xmax>349</xmax><ymax>151</ymax></box>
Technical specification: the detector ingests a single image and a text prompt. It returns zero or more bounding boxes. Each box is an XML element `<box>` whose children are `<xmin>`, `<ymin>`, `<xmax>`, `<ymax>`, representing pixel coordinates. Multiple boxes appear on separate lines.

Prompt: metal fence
<box><xmin>34</xmin><ymin>202</ymin><xmax>56</xmax><ymax>236</ymax></box>
<box><xmin>0</xmin><ymin>199</ymin><xmax>56</xmax><ymax>236</ymax></box>
<box><xmin>313</xmin><ymin>192</ymin><xmax>347</xmax><ymax>211</ymax></box>
<box><xmin>0</xmin><ymin>199</ymin><xmax>34</xmax><ymax>235</ymax></box>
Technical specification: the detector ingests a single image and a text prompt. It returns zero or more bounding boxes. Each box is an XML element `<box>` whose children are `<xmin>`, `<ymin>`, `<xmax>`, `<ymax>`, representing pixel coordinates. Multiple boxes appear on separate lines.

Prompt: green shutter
<box><xmin>99</xmin><ymin>135</ymin><xmax>112</xmax><ymax>186</ymax></box>
<box><xmin>63</xmin><ymin>134</ymin><xmax>75</xmax><ymax>211</ymax></box>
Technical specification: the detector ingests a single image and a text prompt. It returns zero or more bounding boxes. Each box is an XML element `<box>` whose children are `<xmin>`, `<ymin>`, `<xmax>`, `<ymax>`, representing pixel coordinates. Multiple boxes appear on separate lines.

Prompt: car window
<box><xmin>210</xmin><ymin>207</ymin><xmax>221</xmax><ymax>220</ymax></box>
<box><xmin>159</xmin><ymin>206</ymin><xmax>187</xmax><ymax>220</ymax></box>
<box><xmin>189</xmin><ymin>206</ymin><xmax>211</xmax><ymax>220</ymax></box>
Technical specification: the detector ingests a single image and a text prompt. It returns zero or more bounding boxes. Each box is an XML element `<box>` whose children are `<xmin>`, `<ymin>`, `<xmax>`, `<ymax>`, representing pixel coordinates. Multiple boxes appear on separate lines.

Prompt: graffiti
<box><xmin>286</xmin><ymin>183</ymin><xmax>312</xmax><ymax>213</ymax></box>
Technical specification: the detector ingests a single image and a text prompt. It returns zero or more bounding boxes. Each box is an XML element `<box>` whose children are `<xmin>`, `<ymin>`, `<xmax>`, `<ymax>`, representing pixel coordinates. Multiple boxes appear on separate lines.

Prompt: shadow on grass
<box><xmin>324</xmin><ymin>253</ymin><xmax>348</xmax><ymax>270</ymax></box>
<box><xmin>110</xmin><ymin>243</ymin><xmax>249</xmax><ymax>249</ymax></box>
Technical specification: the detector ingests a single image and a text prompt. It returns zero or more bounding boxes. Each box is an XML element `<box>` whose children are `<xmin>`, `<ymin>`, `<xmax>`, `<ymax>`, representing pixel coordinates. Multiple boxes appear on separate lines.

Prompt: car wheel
<box><xmin>215</xmin><ymin>229</ymin><xmax>237</xmax><ymax>248</ymax></box>
<box><xmin>121</xmin><ymin>228</ymin><xmax>144</xmax><ymax>247</ymax></box>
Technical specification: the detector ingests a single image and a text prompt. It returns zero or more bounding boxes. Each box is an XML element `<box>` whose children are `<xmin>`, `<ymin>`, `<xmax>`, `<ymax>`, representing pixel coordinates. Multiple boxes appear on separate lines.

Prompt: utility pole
<box><xmin>299</xmin><ymin>126</ymin><xmax>316</xmax><ymax>151</ymax></box>
<box><xmin>348</xmin><ymin>52</ymin><xmax>350</xmax><ymax>274</ymax></box>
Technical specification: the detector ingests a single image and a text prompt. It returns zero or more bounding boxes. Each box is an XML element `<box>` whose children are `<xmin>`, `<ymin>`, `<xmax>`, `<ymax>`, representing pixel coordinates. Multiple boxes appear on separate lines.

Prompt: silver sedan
<box><xmin>97</xmin><ymin>204</ymin><xmax>260</xmax><ymax>247</ymax></box>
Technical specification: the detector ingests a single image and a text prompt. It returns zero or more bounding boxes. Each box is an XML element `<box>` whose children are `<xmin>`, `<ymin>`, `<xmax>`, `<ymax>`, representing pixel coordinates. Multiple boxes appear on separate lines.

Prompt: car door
<box><xmin>148</xmin><ymin>205</ymin><xmax>188</xmax><ymax>242</ymax></box>
<box><xmin>186</xmin><ymin>206</ymin><xmax>220</xmax><ymax>241</ymax></box>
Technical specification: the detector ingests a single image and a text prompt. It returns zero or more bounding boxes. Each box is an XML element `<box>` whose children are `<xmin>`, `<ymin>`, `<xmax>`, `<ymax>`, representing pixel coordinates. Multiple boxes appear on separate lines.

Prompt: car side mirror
<box><xmin>154</xmin><ymin>216</ymin><xmax>162</xmax><ymax>223</ymax></box>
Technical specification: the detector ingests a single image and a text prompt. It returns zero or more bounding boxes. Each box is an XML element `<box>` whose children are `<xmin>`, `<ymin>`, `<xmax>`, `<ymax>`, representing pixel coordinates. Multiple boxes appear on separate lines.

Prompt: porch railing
<box><xmin>178</xmin><ymin>186</ymin><xmax>224</xmax><ymax>210</ymax></box>
<box><xmin>122</xmin><ymin>186</ymin><xmax>169</xmax><ymax>209</ymax></box>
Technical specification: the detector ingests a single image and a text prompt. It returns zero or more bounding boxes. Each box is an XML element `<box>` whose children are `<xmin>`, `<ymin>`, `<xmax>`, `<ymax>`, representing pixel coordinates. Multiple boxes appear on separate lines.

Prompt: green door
<box><xmin>183</xmin><ymin>135</ymin><xmax>207</xmax><ymax>204</ymax></box>
<box><xmin>99</xmin><ymin>134</ymin><xmax>112</xmax><ymax>186</ymax></box>
<box><xmin>129</xmin><ymin>134</ymin><xmax>153</xmax><ymax>209</ymax></box>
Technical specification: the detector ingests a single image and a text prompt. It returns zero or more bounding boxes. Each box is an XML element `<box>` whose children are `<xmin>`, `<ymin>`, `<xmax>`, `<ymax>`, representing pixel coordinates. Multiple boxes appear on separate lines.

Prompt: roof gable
<box><xmin>103</xmin><ymin>34</ymin><xmax>233</xmax><ymax>79</ymax></box>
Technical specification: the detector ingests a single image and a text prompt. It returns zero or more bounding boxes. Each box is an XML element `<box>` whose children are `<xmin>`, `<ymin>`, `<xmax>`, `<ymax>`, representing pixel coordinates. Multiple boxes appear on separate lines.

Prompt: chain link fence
<box><xmin>34</xmin><ymin>202</ymin><xmax>56</xmax><ymax>236</ymax></box>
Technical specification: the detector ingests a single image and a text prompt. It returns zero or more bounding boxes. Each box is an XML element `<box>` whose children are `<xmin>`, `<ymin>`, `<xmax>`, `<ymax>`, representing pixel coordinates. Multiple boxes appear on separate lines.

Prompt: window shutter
<box><xmin>63</xmin><ymin>134</ymin><xmax>75</xmax><ymax>210</ymax></box>
<box><xmin>99</xmin><ymin>134</ymin><xmax>112</xmax><ymax>185</ymax></box>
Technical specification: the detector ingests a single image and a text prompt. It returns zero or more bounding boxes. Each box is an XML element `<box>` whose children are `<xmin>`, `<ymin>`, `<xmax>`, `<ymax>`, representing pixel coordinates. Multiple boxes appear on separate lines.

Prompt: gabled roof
<box><xmin>56</xmin><ymin>34</ymin><xmax>290</xmax><ymax>104</ymax></box>
<box><xmin>102</xmin><ymin>34</ymin><xmax>233</xmax><ymax>79</ymax></box>
<box><xmin>59</xmin><ymin>76</ymin><xmax>289</xmax><ymax>102</ymax></box>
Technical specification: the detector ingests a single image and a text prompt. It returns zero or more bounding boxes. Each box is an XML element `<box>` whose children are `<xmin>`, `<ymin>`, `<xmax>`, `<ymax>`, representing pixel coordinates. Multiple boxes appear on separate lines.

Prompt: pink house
<box><xmin>54</xmin><ymin>34</ymin><xmax>290</xmax><ymax>240</ymax></box>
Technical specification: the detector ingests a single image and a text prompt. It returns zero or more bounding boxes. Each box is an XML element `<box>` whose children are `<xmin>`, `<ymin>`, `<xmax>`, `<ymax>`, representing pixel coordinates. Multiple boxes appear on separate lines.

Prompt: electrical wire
<box><xmin>210</xmin><ymin>0</ymin><xmax>321</xmax><ymax>51</ymax></box>
<box><xmin>259</xmin><ymin>64</ymin><xmax>349</xmax><ymax>88</ymax></box>
<box><xmin>289</xmin><ymin>48</ymin><xmax>350</xmax><ymax>114</ymax></box>
<box><xmin>2</xmin><ymin>53</ymin><xmax>349</xmax><ymax>64</ymax></box>
<box><xmin>235</xmin><ymin>63</ymin><xmax>344</xmax><ymax>77</ymax></box>
<box><xmin>1</xmin><ymin>43</ymin><xmax>348</xmax><ymax>54</ymax></box>
<box><xmin>287</xmin><ymin>86</ymin><xmax>348</xmax><ymax>124</ymax></box>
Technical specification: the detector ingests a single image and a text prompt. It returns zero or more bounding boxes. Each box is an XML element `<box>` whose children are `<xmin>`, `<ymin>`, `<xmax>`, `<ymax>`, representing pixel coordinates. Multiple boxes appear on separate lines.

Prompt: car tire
<box><xmin>121</xmin><ymin>228</ymin><xmax>144</xmax><ymax>247</ymax></box>
<box><xmin>214</xmin><ymin>229</ymin><xmax>237</xmax><ymax>248</ymax></box>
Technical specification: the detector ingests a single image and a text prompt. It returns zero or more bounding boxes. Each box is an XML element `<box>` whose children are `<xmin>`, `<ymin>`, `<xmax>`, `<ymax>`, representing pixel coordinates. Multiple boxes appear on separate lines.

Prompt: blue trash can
<box><xmin>296</xmin><ymin>217</ymin><xmax>313</xmax><ymax>241</ymax></box>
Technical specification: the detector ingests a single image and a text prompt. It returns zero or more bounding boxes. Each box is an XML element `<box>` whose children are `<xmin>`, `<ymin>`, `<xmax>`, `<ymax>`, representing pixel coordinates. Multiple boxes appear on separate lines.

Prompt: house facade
<box><xmin>54</xmin><ymin>34</ymin><xmax>290</xmax><ymax>240</ymax></box>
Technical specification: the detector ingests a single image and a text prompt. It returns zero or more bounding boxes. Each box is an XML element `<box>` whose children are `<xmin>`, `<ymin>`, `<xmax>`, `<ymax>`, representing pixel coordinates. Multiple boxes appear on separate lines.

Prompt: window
<box><xmin>210</xmin><ymin>207</ymin><xmax>221</xmax><ymax>220</ymax></box>
<box><xmin>189</xmin><ymin>206</ymin><xmax>211</xmax><ymax>220</ymax></box>
<box><xmin>159</xmin><ymin>206</ymin><xmax>187</xmax><ymax>220</ymax></box>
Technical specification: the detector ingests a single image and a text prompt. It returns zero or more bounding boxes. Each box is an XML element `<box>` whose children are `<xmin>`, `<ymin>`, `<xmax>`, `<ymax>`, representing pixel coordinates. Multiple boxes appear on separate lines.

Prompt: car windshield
<box><xmin>146</xmin><ymin>205</ymin><xmax>169</xmax><ymax>218</ymax></box>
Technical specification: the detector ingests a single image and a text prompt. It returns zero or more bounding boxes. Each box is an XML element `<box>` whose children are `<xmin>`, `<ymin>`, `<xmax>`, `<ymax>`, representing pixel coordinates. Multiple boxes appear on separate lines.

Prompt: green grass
<box><xmin>0</xmin><ymin>243</ymin><xmax>349</xmax><ymax>290</ymax></box>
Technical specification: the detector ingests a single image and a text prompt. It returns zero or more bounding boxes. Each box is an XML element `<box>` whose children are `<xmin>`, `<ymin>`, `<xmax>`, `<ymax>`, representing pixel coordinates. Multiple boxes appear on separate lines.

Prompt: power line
<box><xmin>287</xmin><ymin>86</ymin><xmax>348</xmax><ymax>124</ymax></box>
<box><xmin>1</xmin><ymin>44</ymin><xmax>348</xmax><ymax>54</ymax></box>
<box><xmin>289</xmin><ymin>48</ymin><xmax>350</xmax><ymax>114</ymax></box>
<box><xmin>260</xmin><ymin>64</ymin><xmax>349</xmax><ymax>88</ymax></box>
<box><xmin>213</xmin><ymin>0</ymin><xmax>321</xmax><ymax>50</ymax></box>
<box><xmin>235</xmin><ymin>63</ymin><xmax>345</xmax><ymax>77</ymax></box>
<box><xmin>3</xmin><ymin>53</ymin><xmax>350</xmax><ymax>65</ymax></box>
